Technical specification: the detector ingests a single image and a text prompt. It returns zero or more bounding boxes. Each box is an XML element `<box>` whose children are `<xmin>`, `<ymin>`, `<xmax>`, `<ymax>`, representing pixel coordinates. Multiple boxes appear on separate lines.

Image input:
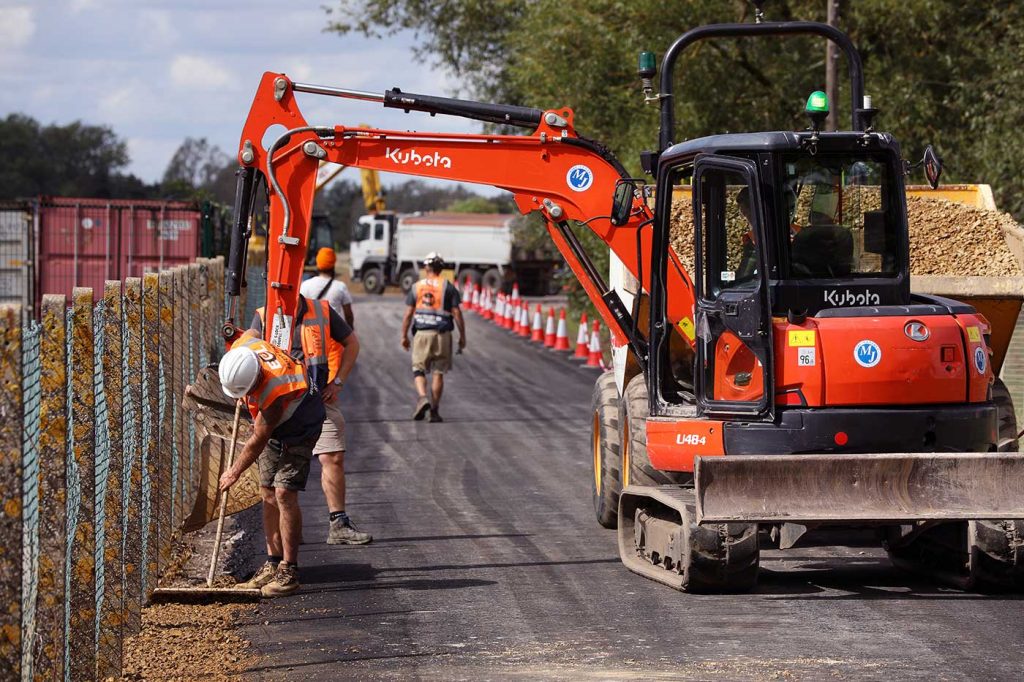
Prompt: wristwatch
<box><xmin>333</xmin><ymin>377</ymin><xmax>344</xmax><ymax>387</ymax></box>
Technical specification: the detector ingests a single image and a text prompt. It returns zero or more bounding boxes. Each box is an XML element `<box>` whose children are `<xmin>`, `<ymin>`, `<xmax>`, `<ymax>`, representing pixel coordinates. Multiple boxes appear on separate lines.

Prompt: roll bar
<box><xmin>657</xmin><ymin>21</ymin><xmax>867</xmax><ymax>151</ymax></box>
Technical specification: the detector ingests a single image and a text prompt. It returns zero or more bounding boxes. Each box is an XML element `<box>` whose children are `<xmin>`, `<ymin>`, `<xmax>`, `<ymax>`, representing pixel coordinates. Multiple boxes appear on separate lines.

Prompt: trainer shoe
<box><xmin>327</xmin><ymin>517</ymin><xmax>373</xmax><ymax>545</ymax></box>
<box><xmin>429</xmin><ymin>408</ymin><xmax>444</xmax><ymax>423</ymax></box>
<box><xmin>413</xmin><ymin>396</ymin><xmax>431</xmax><ymax>421</ymax></box>
<box><xmin>261</xmin><ymin>561</ymin><xmax>300</xmax><ymax>598</ymax></box>
<box><xmin>237</xmin><ymin>560</ymin><xmax>278</xmax><ymax>589</ymax></box>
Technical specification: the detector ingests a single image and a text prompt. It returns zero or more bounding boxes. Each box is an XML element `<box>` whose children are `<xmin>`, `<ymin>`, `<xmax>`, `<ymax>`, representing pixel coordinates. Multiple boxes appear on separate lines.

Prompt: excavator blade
<box><xmin>694</xmin><ymin>453</ymin><xmax>1024</xmax><ymax>524</ymax></box>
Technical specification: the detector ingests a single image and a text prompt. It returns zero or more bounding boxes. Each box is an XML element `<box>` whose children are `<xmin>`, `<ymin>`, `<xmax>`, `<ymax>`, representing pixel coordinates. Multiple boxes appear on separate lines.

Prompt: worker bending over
<box><xmin>218</xmin><ymin>331</ymin><xmax>324</xmax><ymax>597</ymax></box>
<box><xmin>252</xmin><ymin>295</ymin><xmax>369</xmax><ymax>545</ymax></box>
<box><xmin>400</xmin><ymin>252</ymin><xmax>466</xmax><ymax>422</ymax></box>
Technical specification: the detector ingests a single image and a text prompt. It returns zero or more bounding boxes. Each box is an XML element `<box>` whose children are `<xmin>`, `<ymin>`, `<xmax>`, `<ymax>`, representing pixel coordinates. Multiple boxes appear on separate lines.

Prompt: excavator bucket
<box><xmin>694</xmin><ymin>453</ymin><xmax>1024</xmax><ymax>524</ymax></box>
<box><xmin>182</xmin><ymin>366</ymin><xmax>263</xmax><ymax>531</ymax></box>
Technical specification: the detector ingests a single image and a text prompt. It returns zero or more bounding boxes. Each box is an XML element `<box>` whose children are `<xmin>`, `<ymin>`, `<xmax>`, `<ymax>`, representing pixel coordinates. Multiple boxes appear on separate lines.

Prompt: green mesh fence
<box><xmin>5</xmin><ymin>257</ymin><xmax>225</xmax><ymax>681</ymax></box>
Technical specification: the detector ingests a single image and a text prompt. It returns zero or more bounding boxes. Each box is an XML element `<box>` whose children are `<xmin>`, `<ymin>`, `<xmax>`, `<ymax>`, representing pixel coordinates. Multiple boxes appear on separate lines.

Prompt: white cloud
<box><xmin>0</xmin><ymin>7</ymin><xmax>35</xmax><ymax>49</ymax></box>
<box><xmin>169</xmin><ymin>55</ymin><xmax>231</xmax><ymax>91</ymax></box>
<box><xmin>68</xmin><ymin>0</ymin><xmax>100</xmax><ymax>13</ymax></box>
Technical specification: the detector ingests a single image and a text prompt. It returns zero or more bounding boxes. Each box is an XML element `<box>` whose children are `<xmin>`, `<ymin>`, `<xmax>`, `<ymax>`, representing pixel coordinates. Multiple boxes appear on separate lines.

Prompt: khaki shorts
<box><xmin>313</xmin><ymin>400</ymin><xmax>346</xmax><ymax>455</ymax></box>
<box><xmin>412</xmin><ymin>329</ymin><xmax>453</xmax><ymax>375</ymax></box>
<box><xmin>258</xmin><ymin>439</ymin><xmax>315</xmax><ymax>490</ymax></box>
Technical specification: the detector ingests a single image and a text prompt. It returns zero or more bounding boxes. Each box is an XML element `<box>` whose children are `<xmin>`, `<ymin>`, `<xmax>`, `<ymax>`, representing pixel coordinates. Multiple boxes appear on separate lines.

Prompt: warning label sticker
<box><xmin>269</xmin><ymin>313</ymin><xmax>293</xmax><ymax>351</ymax></box>
<box><xmin>788</xmin><ymin>330</ymin><xmax>816</xmax><ymax>347</ymax></box>
<box><xmin>967</xmin><ymin>326</ymin><xmax>982</xmax><ymax>342</ymax></box>
<box><xmin>677</xmin><ymin>317</ymin><xmax>695</xmax><ymax>341</ymax></box>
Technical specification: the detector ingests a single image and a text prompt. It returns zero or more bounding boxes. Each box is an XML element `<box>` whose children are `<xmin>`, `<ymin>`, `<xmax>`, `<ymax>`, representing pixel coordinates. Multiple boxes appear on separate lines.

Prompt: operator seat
<box><xmin>790</xmin><ymin>212</ymin><xmax>854</xmax><ymax>278</ymax></box>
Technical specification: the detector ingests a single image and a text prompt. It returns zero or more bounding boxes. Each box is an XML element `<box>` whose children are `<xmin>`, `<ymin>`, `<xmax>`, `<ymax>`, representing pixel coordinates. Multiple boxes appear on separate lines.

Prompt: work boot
<box><xmin>261</xmin><ymin>562</ymin><xmax>300</xmax><ymax>598</ymax></box>
<box><xmin>328</xmin><ymin>516</ymin><xmax>373</xmax><ymax>545</ymax></box>
<box><xmin>413</xmin><ymin>396</ymin><xmax>431</xmax><ymax>421</ymax></box>
<box><xmin>429</xmin><ymin>408</ymin><xmax>444</xmax><ymax>423</ymax></box>
<box><xmin>237</xmin><ymin>561</ymin><xmax>278</xmax><ymax>590</ymax></box>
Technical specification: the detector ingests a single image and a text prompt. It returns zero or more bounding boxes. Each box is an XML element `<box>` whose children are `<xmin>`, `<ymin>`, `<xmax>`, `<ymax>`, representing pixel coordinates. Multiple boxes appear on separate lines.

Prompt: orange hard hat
<box><xmin>316</xmin><ymin>247</ymin><xmax>336</xmax><ymax>270</ymax></box>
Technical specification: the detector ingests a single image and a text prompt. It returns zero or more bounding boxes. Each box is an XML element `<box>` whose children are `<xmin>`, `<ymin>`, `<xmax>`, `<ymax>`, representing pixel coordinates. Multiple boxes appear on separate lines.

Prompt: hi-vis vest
<box><xmin>257</xmin><ymin>297</ymin><xmax>343</xmax><ymax>391</ymax></box>
<box><xmin>231</xmin><ymin>332</ymin><xmax>307</xmax><ymax>423</ymax></box>
<box><xmin>413</xmin><ymin>278</ymin><xmax>453</xmax><ymax>332</ymax></box>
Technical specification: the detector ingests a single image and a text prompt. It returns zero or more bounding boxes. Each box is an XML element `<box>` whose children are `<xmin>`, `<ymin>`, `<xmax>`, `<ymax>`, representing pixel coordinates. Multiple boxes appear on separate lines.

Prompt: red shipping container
<box><xmin>37</xmin><ymin>197</ymin><xmax>201</xmax><ymax>305</ymax></box>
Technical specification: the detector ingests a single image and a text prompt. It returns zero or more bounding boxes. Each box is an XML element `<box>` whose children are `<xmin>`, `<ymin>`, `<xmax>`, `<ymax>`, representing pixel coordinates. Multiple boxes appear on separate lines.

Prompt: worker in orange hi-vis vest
<box><xmin>217</xmin><ymin>331</ymin><xmax>326</xmax><ymax>598</ymax></box>
<box><xmin>400</xmin><ymin>252</ymin><xmax>466</xmax><ymax>422</ymax></box>
<box><xmin>251</xmin><ymin>294</ymin><xmax>369</xmax><ymax>546</ymax></box>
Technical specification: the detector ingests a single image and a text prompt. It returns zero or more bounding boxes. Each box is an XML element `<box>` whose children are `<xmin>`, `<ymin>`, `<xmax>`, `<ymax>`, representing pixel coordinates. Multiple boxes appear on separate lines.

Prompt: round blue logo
<box><xmin>566</xmin><ymin>164</ymin><xmax>594</xmax><ymax>192</ymax></box>
<box><xmin>974</xmin><ymin>346</ymin><xmax>987</xmax><ymax>374</ymax></box>
<box><xmin>854</xmin><ymin>340</ymin><xmax>882</xmax><ymax>368</ymax></box>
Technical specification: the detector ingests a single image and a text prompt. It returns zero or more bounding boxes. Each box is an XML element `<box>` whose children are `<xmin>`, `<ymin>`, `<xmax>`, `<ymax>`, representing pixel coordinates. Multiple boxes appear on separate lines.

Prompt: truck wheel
<box><xmin>362</xmin><ymin>267</ymin><xmax>385</xmax><ymax>295</ymax></box>
<box><xmin>482</xmin><ymin>268</ymin><xmax>503</xmax><ymax>294</ymax></box>
<box><xmin>591</xmin><ymin>371</ymin><xmax>621</xmax><ymax>529</ymax></box>
<box><xmin>619</xmin><ymin>375</ymin><xmax>692</xmax><ymax>487</ymax></box>
<box><xmin>398</xmin><ymin>269</ymin><xmax>418</xmax><ymax>295</ymax></box>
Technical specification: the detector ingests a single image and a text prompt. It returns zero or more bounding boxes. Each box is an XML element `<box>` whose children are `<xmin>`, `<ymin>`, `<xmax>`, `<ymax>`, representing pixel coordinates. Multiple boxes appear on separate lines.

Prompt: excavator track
<box><xmin>617</xmin><ymin>485</ymin><xmax>759</xmax><ymax>593</ymax></box>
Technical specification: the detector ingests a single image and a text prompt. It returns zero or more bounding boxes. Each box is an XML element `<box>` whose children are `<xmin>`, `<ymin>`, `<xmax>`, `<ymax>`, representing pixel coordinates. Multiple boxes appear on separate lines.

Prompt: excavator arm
<box><xmin>226</xmin><ymin>72</ymin><xmax>695</xmax><ymax>362</ymax></box>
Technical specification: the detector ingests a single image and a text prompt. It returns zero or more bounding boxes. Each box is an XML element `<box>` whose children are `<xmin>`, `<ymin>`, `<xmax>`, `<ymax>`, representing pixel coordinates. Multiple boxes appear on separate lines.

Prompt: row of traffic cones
<box><xmin>459</xmin><ymin>277</ymin><xmax>606</xmax><ymax>368</ymax></box>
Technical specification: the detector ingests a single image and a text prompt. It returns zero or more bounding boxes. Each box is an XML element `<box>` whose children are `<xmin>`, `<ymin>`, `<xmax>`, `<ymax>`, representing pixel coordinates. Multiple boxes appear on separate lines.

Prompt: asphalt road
<box><xmin>240</xmin><ymin>296</ymin><xmax>1023</xmax><ymax>681</ymax></box>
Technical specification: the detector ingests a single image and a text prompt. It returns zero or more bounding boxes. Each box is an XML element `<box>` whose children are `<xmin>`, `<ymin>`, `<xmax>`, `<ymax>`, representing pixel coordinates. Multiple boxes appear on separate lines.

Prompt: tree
<box><xmin>0</xmin><ymin>113</ymin><xmax>151</xmax><ymax>199</ymax></box>
<box><xmin>326</xmin><ymin>1</ymin><xmax>1024</xmax><ymax>220</ymax></box>
<box><xmin>162</xmin><ymin>137</ymin><xmax>237</xmax><ymax>203</ymax></box>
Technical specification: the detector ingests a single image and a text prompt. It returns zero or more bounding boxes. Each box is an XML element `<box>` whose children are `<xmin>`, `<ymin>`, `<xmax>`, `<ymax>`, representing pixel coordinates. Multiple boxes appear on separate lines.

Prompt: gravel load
<box><xmin>667</xmin><ymin>193</ymin><xmax>1023</xmax><ymax>277</ymax></box>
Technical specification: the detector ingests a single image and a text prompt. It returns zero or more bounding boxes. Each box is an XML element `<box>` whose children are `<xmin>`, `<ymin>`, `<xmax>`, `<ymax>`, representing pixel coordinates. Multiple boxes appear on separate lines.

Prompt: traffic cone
<box><xmin>471</xmin><ymin>284</ymin><xmax>480</xmax><ymax>312</ymax></box>
<box><xmin>586</xmin><ymin>321</ymin><xmax>603</xmax><ymax>367</ymax></box>
<box><xmin>511</xmin><ymin>282</ymin><xmax>520</xmax><ymax>303</ymax></box>
<box><xmin>518</xmin><ymin>304</ymin><xmax>531</xmax><ymax>337</ymax></box>
<box><xmin>494</xmin><ymin>294</ymin><xmax>504</xmax><ymax>325</ymax></box>
<box><xmin>553</xmin><ymin>308</ymin><xmax>571</xmax><ymax>351</ymax></box>
<box><xmin>573</xmin><ymin>312</ymin><xmax>589</xmax><ymax>358</ymax></box>
<box><xmin>509</xmin><ymin>300</ymin><xmax>521</xmax><ymax>332</ymax></box>
<box><xmin>501</xmin><ymin>296</ymin><xmax>511</xmax><ymax>328</ymax></box>
<box><xmin>543</xmin><ymin>307</ymin><xmax>556</xmax><ymax>347</ymax></box>
<box><xmin>530</xmin><ymin>304</ymin><xmax>544</xmax><ymax>342</ymax></box>
<box><xmin>481</xmin><ymin>289</ymin><xmax>492</xmax><ymax>320</ymax></box>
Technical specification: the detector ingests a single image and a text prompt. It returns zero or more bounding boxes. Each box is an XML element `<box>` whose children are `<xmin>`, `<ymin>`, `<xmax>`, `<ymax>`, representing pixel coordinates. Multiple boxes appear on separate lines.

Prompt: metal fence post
<box><xmin>34</xmin><ymin>294</ymin><xmax>67</xmax><ymax>680</ymax></box>
<box><xmin>158</xmin><ymin>271</ymin><xmax>174</xmax><ymax>566</ymax></box>
<box><xmin>173</xmin><ymin>267</ymin><xmax>186</xmax><ymax>530</ymax></box>
<box><xmin>0</xmin><ymin>304</ymin><xmax>23</xmax><ymax>678</ymax></box>
<box><xmin>142</xmin><ymin>273</ymin><xmax>160</xmax><ymax>598</ymax></box>
<box><xmin>97</xmin><ymin>281</ymin><xmax>124</xmax><ymax>679</ymax></box>
<box><xmin>187</xmin><ymin>263</ymin><xmax>201</xmax><ymax>498</ymax></box>
<box><xmin>68</xmin><ymin>287</ymin><xmax>96</xmax><ymax>681</ymax></box>
<box><xmin>122</xmin><ymin>278</ymin><xmax>143</xmax><ymax>633</ymax></box>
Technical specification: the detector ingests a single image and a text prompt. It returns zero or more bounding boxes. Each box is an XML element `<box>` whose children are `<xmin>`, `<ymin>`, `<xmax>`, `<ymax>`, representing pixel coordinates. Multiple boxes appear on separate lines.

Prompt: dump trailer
<box><xmin>213</xmin><ymin>12</ymin><xmax>1024</xmax><ymax>593</ymax></box>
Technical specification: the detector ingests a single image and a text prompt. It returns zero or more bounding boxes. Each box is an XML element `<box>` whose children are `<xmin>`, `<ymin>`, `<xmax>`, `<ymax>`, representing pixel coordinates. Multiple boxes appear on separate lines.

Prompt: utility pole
<box><xmin>825</xmin><ymin>0</ymin><xmax>840</xmax><ymax>131</ymax></box>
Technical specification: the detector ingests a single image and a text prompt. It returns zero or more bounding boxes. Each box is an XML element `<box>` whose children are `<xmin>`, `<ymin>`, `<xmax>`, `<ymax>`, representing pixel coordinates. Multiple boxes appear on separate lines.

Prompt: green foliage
<box><xmin>445</xmin><ymin>195</ymin><xmax>514</xmax><ymax>213</ymax></box>
<box><xmin>0</xmin><ymin>113</ymin><xmax>145</xmax><ymax>199</ymax></box>
<box><xmin>161</xmin><ymin>137</ymin><xmax>237</xmax><ymax>203</ymax></box>
<box><xmin>328</xmin><ymin>0</ymin><xmax>1024</xmax><ymax>320</ymax></box>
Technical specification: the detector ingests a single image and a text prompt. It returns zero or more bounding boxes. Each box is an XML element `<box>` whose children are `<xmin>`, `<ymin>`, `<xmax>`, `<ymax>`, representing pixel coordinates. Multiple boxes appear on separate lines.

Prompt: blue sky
<box><xmin>0</xmin><ymin>0</ymin><xmax>494</xmax><ymax>192</ymax></box>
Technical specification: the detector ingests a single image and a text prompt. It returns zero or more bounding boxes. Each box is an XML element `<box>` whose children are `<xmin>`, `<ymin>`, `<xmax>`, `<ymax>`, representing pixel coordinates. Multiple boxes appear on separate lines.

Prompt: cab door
<box><xmin>692</xmin><ymin>156</ymin><xmax>773</xmax><ymax>419</ymax></box>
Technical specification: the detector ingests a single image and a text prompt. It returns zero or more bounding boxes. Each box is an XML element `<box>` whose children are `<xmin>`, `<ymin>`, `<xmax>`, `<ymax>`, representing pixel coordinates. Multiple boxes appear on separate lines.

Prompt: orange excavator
<box><xmin>222</xmin><ymin>15</ymin><xmax>1024</xmax><ymax>591</ymax></box>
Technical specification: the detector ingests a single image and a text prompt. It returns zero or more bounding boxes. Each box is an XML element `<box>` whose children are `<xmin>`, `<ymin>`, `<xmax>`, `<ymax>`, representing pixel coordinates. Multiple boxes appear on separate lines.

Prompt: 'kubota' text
<box><xmin>823</xmin><ymin>289</ymin><xmax>881</xmax><ymax>307</ymax></box>
<box><xmin>385</xmin><ymin>147</ymin><xmax>452</xmax><ymax>169</ymax></box>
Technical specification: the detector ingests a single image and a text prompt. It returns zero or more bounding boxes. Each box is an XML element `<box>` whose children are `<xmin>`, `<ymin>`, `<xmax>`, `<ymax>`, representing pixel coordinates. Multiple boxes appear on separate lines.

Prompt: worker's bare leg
<box><xmin>261</xmin><ymin>485</ymin><xmax>281</xmax><ymax>557</ymax></box>
<box><xmin>414</xmin><ymin>374</ymin><xmax>429</xmax><ymax>399</ymax></box>
<box><xmin>319</xmin><ymin>451</ymin><xmax>346</xmax><ymax>512</ymax></box>
<box><xmin>275</xmin><ymin>488</ymin><xmax>302</xmax><ymax>565</ymax></box>
<box><xmin>431</xmin><ymin>372</ymin><xmax>444</xmax><ymax>407</ymax></box>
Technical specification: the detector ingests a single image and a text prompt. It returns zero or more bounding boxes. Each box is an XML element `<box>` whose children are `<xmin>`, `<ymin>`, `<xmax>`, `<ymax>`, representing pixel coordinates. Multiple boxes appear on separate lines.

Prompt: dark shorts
<box><xmin>258</xmin><ymin>439</ymin><xmax>315</xmax><ymax>490</ymax></box>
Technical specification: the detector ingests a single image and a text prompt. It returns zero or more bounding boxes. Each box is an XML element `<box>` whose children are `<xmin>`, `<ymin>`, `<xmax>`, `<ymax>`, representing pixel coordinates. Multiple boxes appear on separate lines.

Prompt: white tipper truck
<box><xmin>349</xmin><ymin>211</ymin><xmax>560</xmax><ymax>295</ymax></box>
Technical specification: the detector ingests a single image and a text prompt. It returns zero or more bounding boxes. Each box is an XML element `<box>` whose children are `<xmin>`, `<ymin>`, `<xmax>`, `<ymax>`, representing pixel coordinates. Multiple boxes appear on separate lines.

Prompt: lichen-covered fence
<box><xmin>0</xmin><ymin>257</ymin><xmax>225</xmax><ymax>681</ymax></box>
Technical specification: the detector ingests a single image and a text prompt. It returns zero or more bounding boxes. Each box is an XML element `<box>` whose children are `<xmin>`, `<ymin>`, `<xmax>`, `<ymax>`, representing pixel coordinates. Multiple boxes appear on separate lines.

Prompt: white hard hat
<box><xmin>423</xmin><ymin>251</ymin><xmax>445</xmax><ymax>265</ymax></box>
<box><xmin>219</xmin><ymin>346</ymin><xmax>260</xmax><ymax>399</ymax></box>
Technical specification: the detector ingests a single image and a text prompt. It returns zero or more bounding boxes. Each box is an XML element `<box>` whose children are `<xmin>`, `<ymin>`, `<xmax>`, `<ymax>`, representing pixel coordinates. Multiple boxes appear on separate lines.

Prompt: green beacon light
<box><xmin>638</xmin><ymin>51</ymin><xmax>658</xmax><ymax>104</ymax></box>
<box><xmin>806</xmin><ymin>90</ymin><xmax>829</xmax><ymax>114</ymax></box>
<box><xmin>805</xmin><ymin>90</ymin><xmax>829</xmax><ymax>134</ymax></box>
<box><xmin>638</xmin><ymin>51</ymin><xmax>657</xmax><ymax>79</ymax></box>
